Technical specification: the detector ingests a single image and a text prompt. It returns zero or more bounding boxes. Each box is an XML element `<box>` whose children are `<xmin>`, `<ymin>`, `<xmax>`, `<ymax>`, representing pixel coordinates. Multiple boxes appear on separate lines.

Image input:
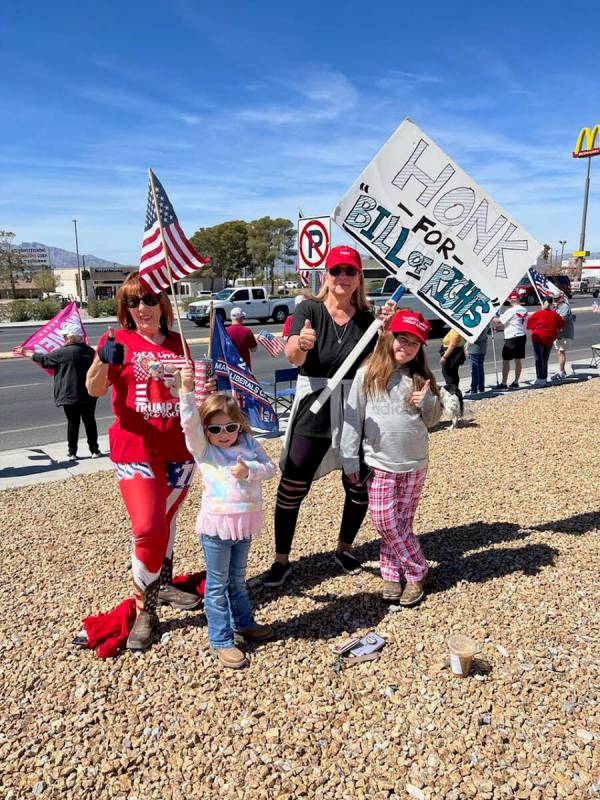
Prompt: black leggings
<box><xmin>274</xmin><ymin>433</ymin><xmax>369</xmax><ymax>556</ymax></box>
<box><xmin>63</xmin><ymin>400</ymin><xmax>98</xmax><ymax>456</ymax></box>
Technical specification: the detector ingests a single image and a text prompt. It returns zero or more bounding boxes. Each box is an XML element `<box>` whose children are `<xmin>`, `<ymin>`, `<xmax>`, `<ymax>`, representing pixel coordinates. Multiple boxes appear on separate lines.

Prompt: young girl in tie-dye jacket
<box><xmin>179</xmin><ymin>365</ymin><xmax>275</xmax><ymax>670</ymax></box>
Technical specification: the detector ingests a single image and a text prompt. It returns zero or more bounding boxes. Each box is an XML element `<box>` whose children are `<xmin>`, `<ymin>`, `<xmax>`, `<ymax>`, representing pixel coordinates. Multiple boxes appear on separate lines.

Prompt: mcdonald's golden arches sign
<box><xmin>573</xmin><ymin>125</ymin><xmax>600</xmax><ymax>158</ymax></box>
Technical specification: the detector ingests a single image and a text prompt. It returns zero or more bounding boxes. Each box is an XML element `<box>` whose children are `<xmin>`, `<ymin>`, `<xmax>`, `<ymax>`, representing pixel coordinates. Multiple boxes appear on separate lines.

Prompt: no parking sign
<box><xmin>298</xmin><ymin>216</ymin><xmax>331</xmax><ymax>270</ymax></box>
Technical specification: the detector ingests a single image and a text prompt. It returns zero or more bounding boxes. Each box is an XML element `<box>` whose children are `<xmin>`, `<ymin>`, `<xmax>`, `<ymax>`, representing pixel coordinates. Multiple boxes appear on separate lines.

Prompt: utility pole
<box><xmin>575</xmin><ymin>158</ymin><xmax>591</xmax><ymax>281</ymax></box>
<box><xmin>72</xmin><ymin>219</ymin><xmax>84</xmax><ymax>305</ymax></box>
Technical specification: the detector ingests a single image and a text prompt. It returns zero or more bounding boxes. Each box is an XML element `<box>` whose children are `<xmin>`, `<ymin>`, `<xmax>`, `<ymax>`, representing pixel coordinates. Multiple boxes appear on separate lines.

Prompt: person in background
<box><xmin>551</xmin><ymin>291</ymin><xmax>575</xmax><ymax>381</ymax></box>
<box><xmin>466</xmin><ymin>324</ymin><xmax>489</xmax><ymax>395</ymax></box>
<box><xmin>228</xmin><ymin>308</ymin><xmax>257</xmax><ymax>369</ymax></box>
<box><xmin>439</xmin><ymin>327</ymin><xmax>466</xmax><ymax>413</ymax></box>
<box><xmin>492</xmin><ymin>291</ymin><xmax>528</xmax><ymax>389</ymax></box>
<box><xmin>526</xmin><ymin>298</ymin><xmax>565</xmax><ymax>386</ymax></box>
<box><xmin>14</xmin><ymin>321</ymin><xmax>100</xmax><ymax>460</ymax></box>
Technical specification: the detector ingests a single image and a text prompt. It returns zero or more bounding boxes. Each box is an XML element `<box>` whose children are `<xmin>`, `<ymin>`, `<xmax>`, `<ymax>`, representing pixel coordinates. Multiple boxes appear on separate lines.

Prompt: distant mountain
<box><xmin>18</xmin><ymin>242</ymin><xmax>133</xmax><ymax>270</ymax></box>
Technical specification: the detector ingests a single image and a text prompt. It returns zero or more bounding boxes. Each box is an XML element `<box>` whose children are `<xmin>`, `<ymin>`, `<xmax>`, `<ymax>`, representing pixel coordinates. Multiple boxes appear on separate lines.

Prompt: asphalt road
<box><xmin>1</xmin><ymin>301</ymin><xmax>598</xmax><ymax>452</ymax></box>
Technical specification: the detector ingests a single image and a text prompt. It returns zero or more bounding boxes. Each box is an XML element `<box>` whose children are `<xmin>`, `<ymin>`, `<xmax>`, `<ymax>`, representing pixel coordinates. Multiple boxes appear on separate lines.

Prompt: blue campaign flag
<box><xmin>211</xmin><ymin>313</ymin><xmax>279</xmax><ymax>433</ymax></box>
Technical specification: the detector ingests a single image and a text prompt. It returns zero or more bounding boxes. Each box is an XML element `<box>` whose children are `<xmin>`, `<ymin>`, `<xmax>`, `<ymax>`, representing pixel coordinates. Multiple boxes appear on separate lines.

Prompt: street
<box><xmin>1</xmin><ymin>300</ymin><xmax>598</xmax><ymax>452</ymax></box>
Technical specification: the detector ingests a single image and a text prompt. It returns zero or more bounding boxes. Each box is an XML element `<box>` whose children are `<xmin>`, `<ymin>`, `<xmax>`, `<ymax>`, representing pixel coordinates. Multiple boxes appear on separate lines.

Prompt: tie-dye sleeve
<box><xmin>179</xmin><ymin>391</ymin><xmax>208</xmax><ymax>461</ymax></box>
<box><xmin>245</xmin><ymin>437</ymin><xmax>276</xmax><ymax>482</ymax></box>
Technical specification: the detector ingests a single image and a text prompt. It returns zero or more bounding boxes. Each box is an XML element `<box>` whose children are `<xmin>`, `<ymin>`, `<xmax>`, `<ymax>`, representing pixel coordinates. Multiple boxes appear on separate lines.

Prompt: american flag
<box><xmin>256</xmin><ymin>330</ymin><xmax>286</xmax><ymax>358</ymax></box>
<box><xmin>139</xmin><ymin>170</ymin><xmax>210</xmax><ymax>293</ymax></box>
<box><xmin>528</xmin><ymin>268</ymin><xmax>560</xmax><ymax>300</ymax></box>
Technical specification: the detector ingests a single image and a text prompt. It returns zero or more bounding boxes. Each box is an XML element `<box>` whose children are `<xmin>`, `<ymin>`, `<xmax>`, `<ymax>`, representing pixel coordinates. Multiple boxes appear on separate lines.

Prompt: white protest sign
<box><xmin>333</xmin><ymin>118</ymin><xmax>542</xmax><ymax>341</ymax></box>
<box><xmin>298</xmin><ymin>216</ymin><xmax>331</xmax><ymax>270</ymax></box>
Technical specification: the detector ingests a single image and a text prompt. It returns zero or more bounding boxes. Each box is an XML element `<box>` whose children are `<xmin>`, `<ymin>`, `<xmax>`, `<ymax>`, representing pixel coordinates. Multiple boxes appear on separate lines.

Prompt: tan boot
<box><xmin>236</xmin><ymin>623</ymin><xmax>274</xmax><ymax>642</ymax></box>
<box><xmin>157</xmin><ymin>557</ymin><xmax>203</xmax><ymax>611</ymax></box>
<box><xmin>382</xmin><ymin>580</ymin><xmax>403</xmax><ymax>601</ymax></box>
<box><xmin>211</xmin><ymin>646</ymin><xmax>248</xmax><ymax>669</ymax></box>
<box><xmin>127</xmin><ymin>579</ymin><xmax>160</xmax><ymax>651</ymax></box>
<box><xmin>398</xmin><ymin>576</ymin><xmax>428</xmax><ymax>607</ymax></box>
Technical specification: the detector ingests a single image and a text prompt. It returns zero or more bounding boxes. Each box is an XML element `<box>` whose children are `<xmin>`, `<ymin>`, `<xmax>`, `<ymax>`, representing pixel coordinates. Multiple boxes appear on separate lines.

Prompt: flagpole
<box><xmin>148</xmin><ymin>168</ymin><xmax>191</xmax><ymax>365</ymax></box>
<box><xmin>208</xmin><ymin>301</ymin><xmax>214</xmax><ymax>360</ymax></box>
<box><xmin>490</xmin><ymin>326</ymin><xmax>499</xmax><ymax>385</ymax></box>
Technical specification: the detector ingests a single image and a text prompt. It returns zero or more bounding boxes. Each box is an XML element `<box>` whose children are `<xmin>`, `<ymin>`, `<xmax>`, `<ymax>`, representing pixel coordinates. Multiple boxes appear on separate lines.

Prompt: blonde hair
<box><xmin>199</xmin><ymin>393</ymin><xmax>251</xmax><ymax>435</ymax></box>
<box><xmin>312</xmin><ymin>271</ymin><xmax>371</xmax><ymax>312</ymax></box>
<box><xmin>363</xmin><ymin>331</ymin><xmax>440</xmax><ymax>400</ymax></box>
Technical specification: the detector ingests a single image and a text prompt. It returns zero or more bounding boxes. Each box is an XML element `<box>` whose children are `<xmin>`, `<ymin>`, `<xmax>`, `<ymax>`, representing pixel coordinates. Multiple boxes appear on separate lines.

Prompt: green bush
<box><xmin>98</xmin><ymin>299</ymin><xmax>117</xmax><ymax>316</ymax></box>
<box><xmin>88</xmin><ymin>298</ymin><xmax>117</xmax><ymax>317</ymax></box>
<box><xmin>30</xmin><ymin>299</ymin><xmax>61</xmax><ymax>320</ymax></box>
<box><xmin>87</xmin><ymin>299</ymin><xmax>100</xmax><ymax>318</ymax></box>
<box><xmin>3</xmin><ymin>300</ymin><xmax>31</xmax><ymax>322</ymax></box>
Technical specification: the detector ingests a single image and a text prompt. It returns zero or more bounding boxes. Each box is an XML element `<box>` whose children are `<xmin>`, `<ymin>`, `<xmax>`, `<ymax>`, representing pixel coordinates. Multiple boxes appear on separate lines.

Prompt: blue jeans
<box><xmin>200</xmin><ymin>534</ymin><xmax>254</xmax><ymax>649</ymax></box>
<box><xmin>469</xmin><ymin>353</ymin><xmax>486</xmax><ymax>392</ymax></box>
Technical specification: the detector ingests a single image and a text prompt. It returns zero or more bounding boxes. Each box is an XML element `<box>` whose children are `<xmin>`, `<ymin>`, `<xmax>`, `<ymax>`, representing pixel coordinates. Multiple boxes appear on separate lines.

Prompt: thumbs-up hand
<box><xmin>298</xmin><ymin>318</ymin><xmax>317</xmax><ymax>352</ymax></box>
<box><xmin>410</xmin><ymin>379</ymin><xmax>431</xmax><ymax>408</ymax></box>
<box><xmin>230</xmin><ymin>455</ymin><xmax>249</xmax><ymax>480</ymax></box>
<box><xmin>98</xmin><ymin>326</ymin><xmax>125</xmax><ymax>365</ymax></box>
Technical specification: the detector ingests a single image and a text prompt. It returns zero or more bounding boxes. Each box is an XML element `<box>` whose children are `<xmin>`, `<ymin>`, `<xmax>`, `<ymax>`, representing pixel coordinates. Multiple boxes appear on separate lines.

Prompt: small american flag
<box><xmin>528</xmin><ymin>268</ymin><xmax>560</xmax><ymax>300</ymax></box>
<box><xmin>139</xmin><ymin>170</ymin><xmax>210</xmax><ymax>293</ymax></box>
<box><xmin>256</xmin><ymin>330</ymin><xmax>286</xmax><ymax>358</ymax></box>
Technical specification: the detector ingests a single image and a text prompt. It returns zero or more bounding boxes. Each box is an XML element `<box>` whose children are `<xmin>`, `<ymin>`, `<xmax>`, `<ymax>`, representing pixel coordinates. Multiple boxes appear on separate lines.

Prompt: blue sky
<box><xmin>3</xmin><ymin>0</ymin><xmax>600</xmax><ymax>264</ymax></box>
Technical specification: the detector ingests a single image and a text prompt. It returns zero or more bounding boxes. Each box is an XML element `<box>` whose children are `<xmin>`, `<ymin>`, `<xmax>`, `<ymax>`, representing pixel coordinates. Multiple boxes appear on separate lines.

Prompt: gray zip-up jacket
<box><xmin>341</xmin><ymin>366</ymin><xmax>442</xmax><ymax>475</ymax></box>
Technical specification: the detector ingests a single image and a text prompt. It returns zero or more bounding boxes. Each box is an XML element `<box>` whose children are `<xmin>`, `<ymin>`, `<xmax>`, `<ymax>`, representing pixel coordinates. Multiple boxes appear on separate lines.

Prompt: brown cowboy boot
<box><xmin>157</xmin><ymin>557</ymin><xmax>203</xmax><ymax>611</ymax></box>
<box><xmin>127</xmin><ymin>579</ymin><xmax>160</xmax><ymax>651</ymax></box>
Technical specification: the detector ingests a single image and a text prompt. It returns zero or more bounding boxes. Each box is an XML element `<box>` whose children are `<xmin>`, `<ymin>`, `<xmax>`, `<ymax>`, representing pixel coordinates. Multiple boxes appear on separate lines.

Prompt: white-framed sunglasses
<box><xmin>206</xmin><ymin>422</ymin><xmax>241</xmax><ymax>435</ymax></box>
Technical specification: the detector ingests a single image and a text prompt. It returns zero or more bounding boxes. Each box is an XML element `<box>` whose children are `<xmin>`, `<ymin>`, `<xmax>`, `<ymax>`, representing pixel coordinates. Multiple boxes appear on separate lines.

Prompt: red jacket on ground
<box><xmin>526</xmin><ymin>308</ymin><xmax>565</xmax><ymax>346</ymax></box>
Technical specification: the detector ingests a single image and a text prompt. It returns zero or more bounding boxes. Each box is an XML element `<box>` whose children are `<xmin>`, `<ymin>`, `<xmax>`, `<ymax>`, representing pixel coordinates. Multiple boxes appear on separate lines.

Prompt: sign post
<box><xmin>572</xmin><ymin>125</ymin><xmax>600</xmax><ymax>281</ymax></box>
<box><xmin>298</xmin><ymin>215</ymin><xmax>331</xmax><ymax>297</ymax></box>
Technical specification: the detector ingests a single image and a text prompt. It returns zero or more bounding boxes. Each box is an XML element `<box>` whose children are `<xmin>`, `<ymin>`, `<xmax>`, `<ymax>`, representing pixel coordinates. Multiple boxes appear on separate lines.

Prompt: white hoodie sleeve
<box><xmin>179</xmin><ymin>391</ymin><xmax>208</xmax><ymax>461</ymax></box>
<box><xmin>340</xmin><ymin>368</ymin><xmax>367</xmax><ymax>476</ymax></box>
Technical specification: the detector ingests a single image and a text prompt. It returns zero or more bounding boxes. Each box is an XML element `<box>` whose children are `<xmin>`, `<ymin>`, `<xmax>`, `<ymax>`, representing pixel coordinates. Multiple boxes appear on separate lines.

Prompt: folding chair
<box><xmin>263</xmin><ymin>367</ymin><xmax>298</xmax><ymax>413</ymax></box>
<box><xmin>591</xmin><ymin>344</ymin><xmax>600</xmax><ymax>368</ymax></box>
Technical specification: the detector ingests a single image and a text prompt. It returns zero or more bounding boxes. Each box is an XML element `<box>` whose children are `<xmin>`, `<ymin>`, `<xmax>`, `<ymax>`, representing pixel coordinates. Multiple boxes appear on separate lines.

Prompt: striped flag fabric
<box><xmin>528</xmin><ymin>268</ymin><xmax>560</xmax><ymax>299</ymax></box>
<box><xmin>256</xmin><ymin>330</ymin><xmax>286</xmax><ymax>357</ymax></box>
<box><xmin>139</xmin><ymin>170</ymin><xmax>210</xmax><ymax>293</ymax></box>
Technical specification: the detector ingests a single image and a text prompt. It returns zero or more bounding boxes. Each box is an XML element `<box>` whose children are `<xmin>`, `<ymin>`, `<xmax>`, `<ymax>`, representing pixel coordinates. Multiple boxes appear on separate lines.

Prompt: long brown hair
<box><xmin>312</xmin><ymin>271</ymin><xmax>371</xmax><ymax>312</ymax></box>
<box><xmin>199</xmin><ymin>393</ymin><xmax>252</xmax><ymax>436</ymax></box>
<box><xmin>116</xmin><ymin>273</ymin><xmax>173</xmax><ymax>335</ymax></box>
<box><xmin>363</xmin><ymin>331</ymin><xmax>440</xmax><ymax>399</ymax></box>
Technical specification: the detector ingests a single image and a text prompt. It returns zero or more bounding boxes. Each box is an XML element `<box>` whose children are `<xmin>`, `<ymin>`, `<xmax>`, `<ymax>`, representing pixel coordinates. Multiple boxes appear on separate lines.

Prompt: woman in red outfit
<box><xmin>86</xmin><ymin>274</ymin><xmax>202</xmax><ymax>650</ymax></box>
<box><xmin>526</xmin><ymin>299</ymin><xmax>565</xmax><ymax>386</ymax></box>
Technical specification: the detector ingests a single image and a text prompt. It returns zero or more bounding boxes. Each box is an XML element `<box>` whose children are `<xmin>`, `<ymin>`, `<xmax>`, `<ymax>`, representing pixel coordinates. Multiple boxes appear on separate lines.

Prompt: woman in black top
<box><xmin>263</xmin><ymin>245</ymin><xmax>391</xmax><ymax>587</ymax></box>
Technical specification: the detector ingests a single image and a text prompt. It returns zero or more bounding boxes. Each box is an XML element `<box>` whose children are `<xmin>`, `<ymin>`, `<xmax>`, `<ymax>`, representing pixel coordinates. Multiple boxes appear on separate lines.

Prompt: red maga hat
<box><xmin>389</xmin><ymin>310</ymin><xmax>431</xmax><ymax>344</ymax></box>
<box><xmin>325</xmin><ymin>245</ymin><xmax>362</xmax><ymax>272</ymax></box>
<box><xmin>508</xmin><ymin>291</ymin><xmax>520</xmax><ymax>300</ymax></box>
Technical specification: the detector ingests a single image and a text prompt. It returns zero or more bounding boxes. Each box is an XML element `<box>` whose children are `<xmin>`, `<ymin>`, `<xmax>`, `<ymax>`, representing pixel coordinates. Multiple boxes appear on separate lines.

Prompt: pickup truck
<box><xmin>367</xmin><ymin>277</ymin><xmax>448</xmax><ymax>334</ymax></box>
<box><xmin>187</xmin><ymin>286</ymin><xmax>296</xmax><ymax>326</ymax></box>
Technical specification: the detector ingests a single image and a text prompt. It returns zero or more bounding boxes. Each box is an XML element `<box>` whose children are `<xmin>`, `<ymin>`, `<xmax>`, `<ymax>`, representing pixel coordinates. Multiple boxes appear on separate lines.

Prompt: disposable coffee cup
<box><xmin>194</xmin><ymin>357</ymin><xmax>213</xmax><ymax>405</ymax></box>
<box><xmin>448</xmin><ymin>634</ymin><xmax>479</xmax><ymax>677</ymax></box>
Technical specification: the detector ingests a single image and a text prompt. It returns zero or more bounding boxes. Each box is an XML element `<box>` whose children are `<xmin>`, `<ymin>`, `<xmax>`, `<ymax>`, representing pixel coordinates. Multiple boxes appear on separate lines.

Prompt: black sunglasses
<box><xmin>206</xmin><ymin>422</ymin><xmax>241</xmax><ymax>435</ymax></box>
<box><xmin>125</xmin><ymin>294</ymin><xmax>161</xmax><ymax>309</ymax></box>
<box><xmin>329</xmin><ymin>266</ymin><xmax>359</xmax><ymax>277</ymax></box>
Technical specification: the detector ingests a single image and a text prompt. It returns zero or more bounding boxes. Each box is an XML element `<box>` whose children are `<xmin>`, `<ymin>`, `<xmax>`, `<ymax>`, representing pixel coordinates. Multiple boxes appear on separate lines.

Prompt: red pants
<box><xmin>115</xmin><ymin>461</ymin><xmax>195</xmax><ymax>590</ymax></box>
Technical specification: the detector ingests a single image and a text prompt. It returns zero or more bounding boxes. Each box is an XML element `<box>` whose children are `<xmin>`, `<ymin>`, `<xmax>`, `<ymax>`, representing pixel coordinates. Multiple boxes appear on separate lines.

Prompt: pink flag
<box><xmin>12</xmin><ymin>302</ymin><xmax>88</xmax><ymax>375</ymax></box>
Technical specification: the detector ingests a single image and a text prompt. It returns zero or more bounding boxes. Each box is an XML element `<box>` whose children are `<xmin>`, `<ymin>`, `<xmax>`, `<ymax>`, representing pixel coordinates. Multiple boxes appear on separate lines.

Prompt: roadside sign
<box><xmin>298</xmin><ymin>216</ymin><xmax>331</xmax><ymax>270</ymax></box>
<box><xmin>572</xmin><ymin>250</ymin><xmax>589</xmax><ymax>258</ymax></box>
<box><xmin>332</xmin><ymin>118</ymin><xmax>542</xmax><ymax>341</ymax></box>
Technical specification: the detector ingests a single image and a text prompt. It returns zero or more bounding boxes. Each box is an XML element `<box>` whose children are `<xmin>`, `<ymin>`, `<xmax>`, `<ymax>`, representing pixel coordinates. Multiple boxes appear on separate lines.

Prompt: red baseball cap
<box><xmin>389</xmin><ymin>310</ymin><xmax>431</xmax><ymax>344</ymax></box>
<box><xmin>508</xmin><ymin>291</ymin><xmax>520</xmax><ymax>300</ymax></box>
<box><xmin>325</xmin><ymin>245</ymin><xmax>362</xmax><ymax>272</ymax></box>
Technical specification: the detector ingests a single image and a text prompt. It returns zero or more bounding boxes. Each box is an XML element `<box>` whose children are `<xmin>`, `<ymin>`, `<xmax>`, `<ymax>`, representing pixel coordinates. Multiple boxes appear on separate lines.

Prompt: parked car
<box><xmin>187</xmin><ymin>286</ymin><xmax>295</xmax><ymax>326</ymax></box>
<box><xmin>366</xmin><ymin>276</ymin><xmax>447</xmax><ymax>335</ymax></box>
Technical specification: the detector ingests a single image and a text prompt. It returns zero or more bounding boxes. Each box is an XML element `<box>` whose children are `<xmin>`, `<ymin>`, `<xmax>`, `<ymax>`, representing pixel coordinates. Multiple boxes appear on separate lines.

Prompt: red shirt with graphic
<box><xmin>96</xmin><ymin>329</ymin><xmax>191</xmax><ymax>463</ymax></box>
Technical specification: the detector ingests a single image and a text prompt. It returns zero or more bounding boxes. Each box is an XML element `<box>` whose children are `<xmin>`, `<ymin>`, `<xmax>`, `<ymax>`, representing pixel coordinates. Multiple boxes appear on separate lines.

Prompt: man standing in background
<box><xmin>228</xmin><ymin>307</ymin><xmax>257</xmax><ymax>369</ymax></box>
<box><xmin>492</xmin><ymin>292</ymin><xmax>528</xmax><ymax>389</ymax></box>
<box><xmin>551</xmin><ymin>291</ymin><xmax>575</xmax><ymax>381</ymax></box>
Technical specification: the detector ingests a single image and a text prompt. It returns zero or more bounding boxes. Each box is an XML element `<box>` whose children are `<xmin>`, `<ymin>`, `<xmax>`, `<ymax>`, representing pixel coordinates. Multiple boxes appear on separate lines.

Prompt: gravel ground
<box><xmin>1</xmin><ymin>380</ymin><xmax>599</xmax><ymax>800</ymax></box>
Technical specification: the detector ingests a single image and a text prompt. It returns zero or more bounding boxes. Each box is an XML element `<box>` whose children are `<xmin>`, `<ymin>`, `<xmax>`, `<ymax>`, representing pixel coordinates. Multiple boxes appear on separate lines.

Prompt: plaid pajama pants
<box><xmin>367</xmin><ymin>466</ymin><xmax>429</xmax><ymax>583</ymax></box>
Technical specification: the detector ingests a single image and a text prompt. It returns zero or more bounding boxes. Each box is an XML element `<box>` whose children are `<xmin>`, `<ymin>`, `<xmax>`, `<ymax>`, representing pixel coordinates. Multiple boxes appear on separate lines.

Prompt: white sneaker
<box><xmin>91</xmin><ymin>452</ymin><xmax>101</xmax><ymax>459</ymax></box>
<box><xmin>68</xmin><ymin>453</ymin><xmax>78</xmax><ymax>461</ymax></box>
